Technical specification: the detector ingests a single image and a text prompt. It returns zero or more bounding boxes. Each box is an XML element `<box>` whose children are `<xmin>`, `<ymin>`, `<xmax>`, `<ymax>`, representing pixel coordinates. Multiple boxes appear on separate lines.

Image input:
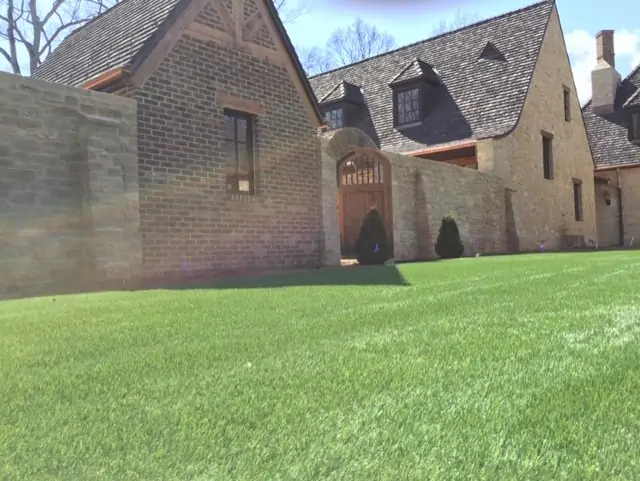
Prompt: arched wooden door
<box><xmin>338</xmin><ymin>150</ymin><xmax>393</xmax><ymax>256</ymax></box>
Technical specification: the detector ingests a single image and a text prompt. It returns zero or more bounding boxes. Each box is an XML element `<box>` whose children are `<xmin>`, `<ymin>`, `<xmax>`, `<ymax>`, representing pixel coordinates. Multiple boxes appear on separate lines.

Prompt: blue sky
<box><xmin>286</xmin><ymin>0</ymin><xmax>640</xmax><ymax>104</ymax></box>
<box><xmin>2</xmin><ymin>0</ymin><xmax>639</xmax><ymax>105</ymax></box>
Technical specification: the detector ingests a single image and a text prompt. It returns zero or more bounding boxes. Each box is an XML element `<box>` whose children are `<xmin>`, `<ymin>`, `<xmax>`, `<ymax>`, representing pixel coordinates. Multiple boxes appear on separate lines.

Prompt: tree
<box><xmin>1</xmin><ymin>0</ymin><xmax>307</xmax><ymax>75</ymax></box>
<box><xmin>0</xmin><ymin>0</ymin><xmax>117</xmax><ymax>74</ymax></box>
<box><xmin>299</xmin><ymin>17</ymin><xmax>396</xmax><ymax>76</ymax></box>
<box><xmin>355</xmin><ymin>207</ymin><xmax>391</xmax><ymax>266</ymax></box>
<box><xmin>434</xmin><ymin>214</ymin><xmax>464</xmax><ymax>259</ymax></box>
<box><xmin>431</xmin><ymin>10</ymin><xmax>481</xmax><ymax>36</ymax></box>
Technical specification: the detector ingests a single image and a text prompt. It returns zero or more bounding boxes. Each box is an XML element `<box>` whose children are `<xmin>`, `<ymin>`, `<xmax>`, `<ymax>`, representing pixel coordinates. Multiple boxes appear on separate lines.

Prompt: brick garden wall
<box><xmin>133</xmin><ymin>27</ymin><xmax>323</xmax><ymax>279</ymax></box>
<box><xmin>0</xmin><ymin>71</ymin><xmax>140</xmax><ymax>298</ymax></box>
<box><xmin>389</xmin><ymin>152</ymin><xmax>508</xmax><ymax>261</ymax></box>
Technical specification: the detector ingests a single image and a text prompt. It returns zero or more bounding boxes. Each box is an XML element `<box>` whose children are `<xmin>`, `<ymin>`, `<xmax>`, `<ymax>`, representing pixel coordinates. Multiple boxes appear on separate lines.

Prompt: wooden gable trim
<box><xmin>128</xmin><ymin>0</ymin><xmax>208</xmax><ymax>88</ymax></box>
<box><xmin>82</xmin><ymin>67</ymin><xmax>128</xmax><ymax>90</ymax></box>
<box><xmin>405</xmin><ymin>140</ymin><xmax>477</xmax><ymax>157</ymax></box>
<box><xmin>252</xmin><ymin>0</ymin><xmax>323</xmax><ymax>126</ymax></box>
<box><xmin>595</xmin><ymin>163</ymin><xmax>640</xmax><ymax>172</ymax></box>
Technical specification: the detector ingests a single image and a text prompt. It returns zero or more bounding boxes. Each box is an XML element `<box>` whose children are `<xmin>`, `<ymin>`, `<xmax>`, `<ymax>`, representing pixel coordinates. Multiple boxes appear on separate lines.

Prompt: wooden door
<box><xmin>338</xmin><ymin>152</ymin><xmax>392</xmax><ymax>255</ymax></box>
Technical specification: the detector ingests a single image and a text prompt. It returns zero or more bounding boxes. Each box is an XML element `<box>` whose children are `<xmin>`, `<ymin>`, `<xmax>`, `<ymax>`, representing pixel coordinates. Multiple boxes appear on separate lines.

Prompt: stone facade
<box><xmin>131</xmin><ymin>2</ymin><xmax>323</xmax><ymax>279</ymax></box>
<box><xmin>477</xmin><ymin>5</ymin><xmax>598</xmax><ymax>251</ymax></box>
<box><xmin>320</xmin><ymin>128</ymin><xmax>509</xmax><ymax>264</ymax></box>
<box><xmin>0</xmin><ymin>71</ymin><xmax>140</xmax><ymax>298</ymax></box>
<box><xmin>595</xmin><ymin>167</ymin><xmax>640</xmax><ymax>247</ymax></box>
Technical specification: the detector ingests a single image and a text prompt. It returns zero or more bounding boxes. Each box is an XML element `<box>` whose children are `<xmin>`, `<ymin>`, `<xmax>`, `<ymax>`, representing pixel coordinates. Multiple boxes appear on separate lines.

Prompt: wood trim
<box><xmin>129</xmin><ymin>0</ymin><xmax>208</xmax><ymax>87</ymax></box>
<box><xmin>82</xmin><ymin>67</ymin><xmax>126</xmax><ymax>90</ymax></box>
<box><xmin>251</xmin><ymin>0</ymin><xmax>325</xmax><ymax>127</ymax></box>
<box><xmin>404</xmin><ymin>140</ymin><xmax>477</xmax><ymax>157</ymax></box>
<box><xmin>595</xmin><ymin>162</ymin><xmax>640</xmax><ymax>172</ymax></box>
<box><xmin>232</xmin><ymin>0</ymin><xmax>243</xmax><ymax>42</ymax></box>
<box><xmin>242</xmin><ymin>9</ymin><xmax>264</xmax><ymax>41</ymax></box>
<box><xmin>210</xmin><ymin>0</ymin><xmax>234</xmax><ymax>35</ymax></box>
<box><xmin>186</xmin><ymin>21</ymin><xmax>288</xmax><ymax>68</ymax></box>
<box><xmin>215</xmin><ymin>90</ymin><xmax>265</xmax><ymax>116</ymax></box>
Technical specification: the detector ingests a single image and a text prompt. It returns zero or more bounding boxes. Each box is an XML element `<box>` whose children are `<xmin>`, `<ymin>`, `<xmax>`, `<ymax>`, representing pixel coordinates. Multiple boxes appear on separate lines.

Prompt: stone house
<box><xmin>581</xmin><ymin>31</ymin><xmax>640</xmax><ymax>248</ymax></box>
<box><xmin>0</xmin><ymin>0</ymin><xmax>609</xmax><ymax>296</ymax></box>
<box><xmin>32</xmin><ymin>0</ymin><xmax>327</xmax><ymax>279</ymax></box>
<box><xmin>310</xmin><ymin>0</ymin><xmax>598</xmax><ymax>253</ymax></box>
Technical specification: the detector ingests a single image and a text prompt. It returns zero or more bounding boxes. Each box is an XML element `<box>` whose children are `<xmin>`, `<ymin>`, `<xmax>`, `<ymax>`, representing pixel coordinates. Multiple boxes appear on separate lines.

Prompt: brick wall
<box><xmin>320</xmin><ymin>128</ymin><xmax>508</xmax><ymax>263</ymax></box>
<box><xmin>388</xmin><ymin>152</ymin><xmax>508</xmax><ymax>260</ymax></box>
<box><xmin>0</xmin><ymin>71</ymin><xmax>140</xmax><ymax>298</ymax></box>
<box><xmin>595</xmin><ymin>168</ymin><xmax>640</xmax><ymax>247</ymax></box>
<box><xmin>480</xmin><ymin>5</ymin><xmax>598</xmax><ymax>251</ymax></box>
<box><xmin>134</xmin><ymin>25</ymin><xmax>322</xmax><ymax>278</ymax></box>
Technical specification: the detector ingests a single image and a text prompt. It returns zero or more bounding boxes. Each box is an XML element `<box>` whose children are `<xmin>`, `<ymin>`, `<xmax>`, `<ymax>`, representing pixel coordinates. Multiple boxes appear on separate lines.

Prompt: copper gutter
<box><xmin>82</xmin><ymin>67</ymin><xmax>128</xmax><ymax>90</ymax></box>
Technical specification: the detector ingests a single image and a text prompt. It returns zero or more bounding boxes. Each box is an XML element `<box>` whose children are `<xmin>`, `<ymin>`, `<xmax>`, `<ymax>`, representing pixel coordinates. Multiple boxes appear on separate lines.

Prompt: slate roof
<box><xmin>389</xmin><ymin>59</ymin><xmax>440</xmax><ymax>87</ymax></box>
<box><xmin>31</xmin><ymin>0</ymin><xmax>323</xmax><ymax>123</ymax></box>
<box><xmin>582</xmin><ymin>65</ymin><xmax>640</xmax><ymax>168</ymax></box>
<box><xmin>32</xmin><ymin>0</ymin><xmax>182</xmax><ymax>87</ymax></box>
<box><xmin>320</xmin><ymin>80</ymin><xmax>364</xmax><ymax>105</ymax></box>
<box><xmin>309</xmin><ymin>0</ymin><xmax>554</xmax><ymax>153</ymax></box>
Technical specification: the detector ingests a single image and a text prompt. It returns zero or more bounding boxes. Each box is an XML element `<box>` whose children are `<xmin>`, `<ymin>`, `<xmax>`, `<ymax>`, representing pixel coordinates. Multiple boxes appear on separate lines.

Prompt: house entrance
<box><xmin>337</xmin><ymin>149</ymin><xmax>393</xmax><ymax>256</ymax></box>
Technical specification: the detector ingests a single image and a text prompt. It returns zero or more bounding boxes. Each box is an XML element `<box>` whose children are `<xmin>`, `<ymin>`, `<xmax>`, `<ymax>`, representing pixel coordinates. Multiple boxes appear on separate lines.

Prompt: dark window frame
<box><xmin>628</xmin><ymin>110</ymin><xmax>640</xmax><ymax>144</ymax></box>
<box><xmin>324</xmin><ymin>106</ymin><xmax>344</xmax><ymax>130</ymax></box>
<box><xmin>393</xmin><ymin>84</ymin><xmax>422</xmax><ymax>126</ymax></box>
<box><xmin>573</xmin><ymin>179</ymin><xmax>583</xmax><ymax>222</ymax></box>
<box><xmin>224</xmin><ymin>108</ymin><xmax>255</xmax><ymax>195</ymax></box>
<box><xmin>563</xmin><ymin>86</ymin><xmax>571</xmax><ymax>122</ymax></box>
<box><xmin>542</xmin><ymin>131</ymin><xmax>554</xmax><ymax>180</ymax></box>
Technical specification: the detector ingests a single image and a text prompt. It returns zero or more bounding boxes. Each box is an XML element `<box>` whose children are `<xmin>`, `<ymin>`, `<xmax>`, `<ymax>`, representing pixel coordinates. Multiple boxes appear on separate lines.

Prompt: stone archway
<box><xmin>320</xmin><ymin>128</ymin><xmax>393</xmax><ymax>261</ymax></box>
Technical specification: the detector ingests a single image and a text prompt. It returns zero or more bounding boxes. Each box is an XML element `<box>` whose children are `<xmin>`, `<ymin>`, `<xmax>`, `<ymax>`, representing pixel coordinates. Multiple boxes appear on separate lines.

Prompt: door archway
<box><xmin>337</xmin><ymin>148</ymin><xmax>393</xmax><ymax>256</ymax></box>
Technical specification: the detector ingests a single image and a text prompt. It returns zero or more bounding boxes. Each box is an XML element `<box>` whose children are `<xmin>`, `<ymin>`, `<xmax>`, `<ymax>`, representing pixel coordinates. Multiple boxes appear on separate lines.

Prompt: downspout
<box><xmin>617</xmin><ymin>168</ymin><xmax>624</xmax><ymax>246</ymax></box>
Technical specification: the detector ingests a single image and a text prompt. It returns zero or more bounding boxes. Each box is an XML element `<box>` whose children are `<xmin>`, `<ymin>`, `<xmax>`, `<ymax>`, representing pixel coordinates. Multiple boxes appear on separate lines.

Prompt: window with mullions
<box><xmin>396</xmin><ymin>87</ymin><xmax>420</xmax><ymax>125</ymax></box>
<box><xmin>224</xmin><ymin>110</ymin><xmax>255</xmax><ymax>194</ymax></box>
<box><xmin>325</xmin><ymin>108</ymin><xmax>344</xmax><ymax>129</ymax></box>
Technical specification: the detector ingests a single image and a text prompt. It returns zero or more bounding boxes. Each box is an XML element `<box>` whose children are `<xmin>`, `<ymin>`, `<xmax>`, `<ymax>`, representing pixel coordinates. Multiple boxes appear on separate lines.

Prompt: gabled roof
<box><xmin>32</xmin><ymin>0</ymin><xmax>323</xmax><ymax>124</ymax></box>
<box><xmin>582</xmin><ymin>64</ymin><xmax>640</xmax><ymax>168</ymax></box>
<box><xmin>309</xmin><ymin>0</ymin><xmax>554</xmax><ymax>153</ymax></box>
<box><xmin>32</xmin><ymin>0</ymin><xmax>182</xmax><ymax>87</ymax></box>
<box><xmin>388</xmin><ymin>59</ymin><xmax>440</xmax><ymax>87</ymax></box>
<box><xmin>320</xmin><ymin>80</ymin><xmax>364</xmax><ymax>105</ymax></box>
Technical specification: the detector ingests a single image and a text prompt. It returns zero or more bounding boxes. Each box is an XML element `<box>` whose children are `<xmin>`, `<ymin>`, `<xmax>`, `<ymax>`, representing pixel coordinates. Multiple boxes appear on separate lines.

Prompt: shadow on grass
<box><xmin>164</xmin><ymin>265</ymin><xmax>411</xmax><ymax>290</ymax></box>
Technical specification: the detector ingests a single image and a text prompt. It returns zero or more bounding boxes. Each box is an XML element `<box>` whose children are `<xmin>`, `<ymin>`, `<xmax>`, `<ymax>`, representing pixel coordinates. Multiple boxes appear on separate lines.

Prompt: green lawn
<box><xmin>1</xmin><ymin>252</ymin><xmax>640</xmax><ymax>480</ymax></box>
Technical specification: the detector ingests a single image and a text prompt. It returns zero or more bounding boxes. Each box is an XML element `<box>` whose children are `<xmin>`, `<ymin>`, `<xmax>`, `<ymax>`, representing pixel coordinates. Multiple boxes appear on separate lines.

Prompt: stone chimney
<box><xmin>591</xmin><ymin>30</ymin><xmax>621</xmax><ymax>115</ymax></box>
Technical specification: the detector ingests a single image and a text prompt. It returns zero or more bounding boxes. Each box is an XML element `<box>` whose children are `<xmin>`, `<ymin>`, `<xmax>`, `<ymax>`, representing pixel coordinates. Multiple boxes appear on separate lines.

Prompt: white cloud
<box><xmin>566</xmin><ymin>29</ymin><xmax>640</xmax><ymax>106</ymax></box>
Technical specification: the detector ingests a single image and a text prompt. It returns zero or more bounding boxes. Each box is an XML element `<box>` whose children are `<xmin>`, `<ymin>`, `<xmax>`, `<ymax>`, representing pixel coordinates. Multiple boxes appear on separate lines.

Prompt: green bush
<box><xmin>355</xmin><ymin>208</ymin><xmax>391</xmax><ymax>265</ymax></box>
<box><xmin>435</xmin><ymin>214</ymin><xmax>464</xmax><ymax>259</ymax></box>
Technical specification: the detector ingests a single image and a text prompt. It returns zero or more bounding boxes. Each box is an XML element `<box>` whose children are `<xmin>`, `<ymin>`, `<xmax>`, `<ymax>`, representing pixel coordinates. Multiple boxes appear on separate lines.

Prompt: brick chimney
<box><xmin>591</xmin><ymin>30</ymin><xmax>620</xmax><ymax>115</ymax></box>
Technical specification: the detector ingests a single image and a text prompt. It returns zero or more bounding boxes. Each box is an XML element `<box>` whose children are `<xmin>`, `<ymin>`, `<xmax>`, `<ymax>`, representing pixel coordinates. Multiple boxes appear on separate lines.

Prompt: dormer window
<box><xmin>396</xmin><ymin>87</ymin><xmax>420</xmax><ymax>125</ymax></box>
<box><xmin>325</xmin><ymin>107</ymin><xmax>344</xmax><ymax>129</ymax></box>
<box><xmin>389</xmin><ymin>59</ymin><xmax>441</xmax><ymax>129</ymax></box>
<box><xmin>629</xmin><ymin>111</ymin><xmax>640</xmax><ymax>144</ymax></box>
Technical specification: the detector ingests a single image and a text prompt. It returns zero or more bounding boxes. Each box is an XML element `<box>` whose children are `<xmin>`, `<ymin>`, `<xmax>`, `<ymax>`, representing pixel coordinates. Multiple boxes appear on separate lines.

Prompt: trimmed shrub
<box><xmin>435</xmin><ymin>214</ymin><xmax>464</xmax><ymax>259</ymax></box>
<box><xmin>355</xmin><ymin>208</ymin><xmax>391</xmax><ymax>265</ymax></box>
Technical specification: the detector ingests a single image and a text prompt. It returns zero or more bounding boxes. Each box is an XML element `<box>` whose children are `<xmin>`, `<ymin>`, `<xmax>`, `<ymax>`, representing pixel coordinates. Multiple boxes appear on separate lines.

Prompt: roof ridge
<box><xmin>623</xmin><ymin>86</ymin><xmax>640</xmax><ymax>107</ymax></box>
<box><xmin>582</xmin><ymin>61</ymin><xmax>640</xmax><ymax>110</ymax></box>
<box><xmin>308</xmin><ymin>0</ymin><xmax>554</xmax><ymax>80</ymax></box>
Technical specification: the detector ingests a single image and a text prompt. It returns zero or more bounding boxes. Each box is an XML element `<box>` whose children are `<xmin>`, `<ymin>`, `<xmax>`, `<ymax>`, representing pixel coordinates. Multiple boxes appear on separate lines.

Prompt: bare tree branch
<box><xmin>431</xmin><ymin>10</ymin><xmax>481</xmax><ymax>36</ymax></box>
<box><xmin>272</xmin><ymin>0</ymin><xmax>308</xmax><ymax>24</ymax></box>
<box><xmin>0</xmin><ymin>0</ymin><xmax>116</xmax><ymax>74</ymax></box>
<box><xmin>299</xmin><ymin>18</ymin><xmax>396</xmax><ymax>76</ymax></box>
<box><xmin>326</xmin><ymin>18</ymin><xmax>395</xmax><ymax>66</ymax></box>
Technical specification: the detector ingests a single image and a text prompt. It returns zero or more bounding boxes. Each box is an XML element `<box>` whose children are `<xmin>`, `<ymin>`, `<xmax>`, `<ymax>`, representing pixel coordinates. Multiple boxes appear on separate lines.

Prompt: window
<box><xmin>563</xmin><ymin>87</ymin><xmax>571</xmax><ymax>122</ymax></box>
<box><xmin>325</xmin><ymin>108</ymin><xmax>343</xmax><ymax>129</ymax></box>
<box><xmin>396</xmin><ymin>87</ymin><xmax>420</xmax><ymax>125</ymax></box>
<box><xmin>573</xmin><ymin>180</ymin><xmax>583</xmax><ymax>221</ymax></box>
<box><xmin>542</xmin><ymin>133</ymin><xmax>553</xmax><ymax>180</ymax></box>
<box><xmin>224</xmin><ymin>109</ymin><xmax>255</xmax><ymax>194</ymax></box>
<box><xmin>629</xmin><ymin>112</ymin><xmax>640</xmax><ymax>143</ymax></box>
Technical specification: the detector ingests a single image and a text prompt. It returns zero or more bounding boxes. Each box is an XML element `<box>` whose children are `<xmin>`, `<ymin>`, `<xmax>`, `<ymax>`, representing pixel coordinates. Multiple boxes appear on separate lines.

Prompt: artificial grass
<box><xmin>1</xmin><ymin>251</ymin><xmax>639</xmax><ymax>480</ymax></box>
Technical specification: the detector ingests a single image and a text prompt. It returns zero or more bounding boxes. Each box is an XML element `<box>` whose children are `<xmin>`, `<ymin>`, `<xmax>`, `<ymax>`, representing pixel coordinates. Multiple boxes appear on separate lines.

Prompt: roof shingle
<box><xmin>309</xmin><ymin>0</ymin><xmax>554</xmax><ymax>153</ymax></box>
<box><xmin>582</xmin><ymin>65</ymin><xmax>640</xmax><ymax>168</ymax></box>
<box><xmin>33</xmin><ymin>0</ymin><xmax>182</xmax><ymax>87</ymax></box>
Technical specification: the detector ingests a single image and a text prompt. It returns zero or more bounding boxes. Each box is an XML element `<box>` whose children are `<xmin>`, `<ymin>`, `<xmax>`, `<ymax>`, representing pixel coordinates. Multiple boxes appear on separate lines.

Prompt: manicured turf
<box><xmin>1</xmin><ymin>251</ymin><xmax>640</xmax><ymax>480</ymax></box>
